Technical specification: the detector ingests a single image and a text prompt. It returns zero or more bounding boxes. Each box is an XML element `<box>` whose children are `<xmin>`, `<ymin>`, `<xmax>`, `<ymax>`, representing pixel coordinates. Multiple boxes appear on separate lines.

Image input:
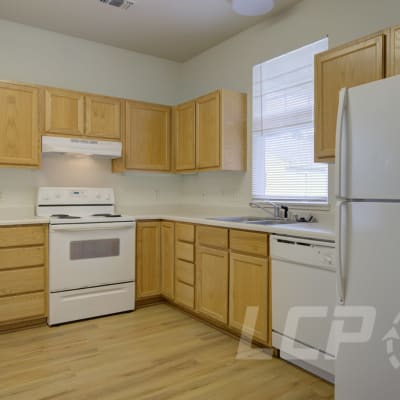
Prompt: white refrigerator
<box><xmin>335</xmin><ymin>75</ymin><xmax>400</xmax><ymax>399</ymax></box>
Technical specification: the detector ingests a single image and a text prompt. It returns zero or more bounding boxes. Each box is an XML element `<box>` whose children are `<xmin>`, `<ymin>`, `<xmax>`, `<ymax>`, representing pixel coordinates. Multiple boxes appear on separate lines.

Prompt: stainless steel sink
<box><xmin>207</xmin><ymin>216</ymin><xmax>295</xmax><ymax>225</ymax></box>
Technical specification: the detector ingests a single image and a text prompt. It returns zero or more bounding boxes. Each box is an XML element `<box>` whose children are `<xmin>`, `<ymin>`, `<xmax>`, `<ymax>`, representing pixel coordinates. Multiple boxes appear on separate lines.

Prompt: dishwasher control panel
<box><xmin>270</xmin><ymin>235</ymin><xmax>335</xmax><ymax>270</ymax></box>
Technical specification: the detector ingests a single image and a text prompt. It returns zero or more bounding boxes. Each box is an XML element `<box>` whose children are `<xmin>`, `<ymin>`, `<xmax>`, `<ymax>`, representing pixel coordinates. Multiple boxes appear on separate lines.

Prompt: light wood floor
<box><xmin>0</xmin><ymin>304</ymin><xmax>334</xmax><ymax>400</ymax></box>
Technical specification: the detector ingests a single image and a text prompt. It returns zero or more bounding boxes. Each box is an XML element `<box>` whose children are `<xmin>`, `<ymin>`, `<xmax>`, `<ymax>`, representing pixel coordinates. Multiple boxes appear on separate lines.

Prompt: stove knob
<box><xmin>95</xmin><ymin>193</ymin><xmax>101</xmax><ymax>200</ymax></box>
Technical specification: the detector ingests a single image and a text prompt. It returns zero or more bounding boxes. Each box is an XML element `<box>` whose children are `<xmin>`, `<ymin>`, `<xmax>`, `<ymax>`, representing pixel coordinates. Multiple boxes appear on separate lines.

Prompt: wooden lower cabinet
<box><xmin>229</xmin><ymin>252</ymin><xmax>269</xmax><ymax>344</ymax></box>
<box><xmin>0</xmin><ymin>225</ymin><xmax>47</xmax><ymax>329</ymax></box>
<box><xmin>196</xmin><ymin>246</ymin><xmax>229</xmax><ymax>324</ymax></box>
<box><xmin>161</xmin><ymin>221</ymin><xmax>174</xmax><ymax>300</ymax></box>
<box><xmin>136</xmin><ymin>221</ymin><xmax>161</xmax><ymax>300</ymax></box>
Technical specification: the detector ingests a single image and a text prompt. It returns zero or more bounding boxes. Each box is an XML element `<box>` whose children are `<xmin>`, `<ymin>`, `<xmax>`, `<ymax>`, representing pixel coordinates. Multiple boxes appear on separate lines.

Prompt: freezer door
<box><xmin>336</xmin><ymin>202</ymin><xmax>400</xmax><ymax>400</ymax></box>
<box><xmin>336</xmin><ymin>75</ymin><xmax>400</xmax><ymax>200</ymax></box>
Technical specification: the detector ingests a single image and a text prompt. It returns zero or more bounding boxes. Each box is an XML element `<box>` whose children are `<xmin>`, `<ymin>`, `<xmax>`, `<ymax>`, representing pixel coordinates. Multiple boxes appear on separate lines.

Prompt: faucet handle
<box><xmin>281</xmin><ymin>206</ymin><xmax>289</xmax><ymax>219</ymax></box>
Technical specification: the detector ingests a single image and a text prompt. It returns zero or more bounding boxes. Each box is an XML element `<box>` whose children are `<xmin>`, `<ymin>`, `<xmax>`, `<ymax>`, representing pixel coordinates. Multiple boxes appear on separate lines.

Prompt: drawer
<box><xmin>0</xmin><ymin>292</ymin><xmax>46</xmax><ymax>323</ymax></box>
<box><xmin>175</xmin><ymin>281</ymin><xmax>194</xmax><ymax>309</ymax></box>
<box><xmin>0</xmin><ymin>225</ymin><xmax>45</xmax><ymax>248</ymax></box>
<box><xmin>197</xmin><ymin>225</ymin><xmax>228</xmax><ymax>249</ymax></box>
<box><xmin>0</xmin><ymin>246</ymin><xmax>45</xmax><ymax>271</ymax></box>
<box><xmin>176</xmin><ymin>241</ymin><xmax>194</xmax><ymax>262</ymax></box>
<box><xmin>0</xmin><ymin>267</ymin><xmax>45</xmax><ymax>297</ymax></box>
<box><xmin>176</xmin><ymin>259</ymin><xmax>194</xmax><ymax>286</ymax></box>
<box><xmin>230</xmin><ymin>230</ymin><xmax>268</xmax><ymax>257</ymax></box>
<box><xmin>175</xmin><ymin>223</ymin><xmax>195</xmax><ymax>243</ymax></box>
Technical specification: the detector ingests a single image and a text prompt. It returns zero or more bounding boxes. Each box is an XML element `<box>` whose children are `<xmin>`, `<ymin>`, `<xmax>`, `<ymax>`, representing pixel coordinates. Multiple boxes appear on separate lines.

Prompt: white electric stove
<box><xmin>37</xmin><ymin>187</ymin><xmax>136</xmax><ymax>326</ymax></box>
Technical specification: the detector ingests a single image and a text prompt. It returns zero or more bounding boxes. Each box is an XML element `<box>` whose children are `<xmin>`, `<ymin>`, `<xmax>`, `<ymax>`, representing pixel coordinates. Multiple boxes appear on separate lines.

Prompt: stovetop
<box><xmin>37</xmin><ymin>187</ymin><xmax>134</xmax><ymax>225</ymax></box>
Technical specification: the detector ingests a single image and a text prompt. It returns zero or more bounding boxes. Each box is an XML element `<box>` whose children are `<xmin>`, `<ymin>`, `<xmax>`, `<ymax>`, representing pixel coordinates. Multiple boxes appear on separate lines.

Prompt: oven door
<box><xmin>49</xmin><ymin>222</ymin><xmax>135</xmax><ymax>292</ymax></box>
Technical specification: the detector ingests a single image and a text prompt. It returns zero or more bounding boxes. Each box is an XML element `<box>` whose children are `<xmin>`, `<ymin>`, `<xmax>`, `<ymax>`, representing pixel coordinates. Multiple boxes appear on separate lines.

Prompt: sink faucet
<box><xmin>249</xmin><ymin>201</ymin><xmax>289</xmax><ymax>219</ymax></box>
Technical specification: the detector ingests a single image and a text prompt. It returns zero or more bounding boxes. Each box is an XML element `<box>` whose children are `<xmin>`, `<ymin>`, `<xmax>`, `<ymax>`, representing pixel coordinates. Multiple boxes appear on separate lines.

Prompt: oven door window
<box><xmin>70</xmin><ymin>238</ymin><xmax>120</xmax><ymax>260</ymax></box>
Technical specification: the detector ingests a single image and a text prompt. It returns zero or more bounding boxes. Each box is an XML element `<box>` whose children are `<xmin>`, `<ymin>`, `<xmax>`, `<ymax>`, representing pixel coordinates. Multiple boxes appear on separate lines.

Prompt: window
<box><xmin>252</xmin><ymin>38</ymin><xmax>329</xmax><ymax>203</ymax></box>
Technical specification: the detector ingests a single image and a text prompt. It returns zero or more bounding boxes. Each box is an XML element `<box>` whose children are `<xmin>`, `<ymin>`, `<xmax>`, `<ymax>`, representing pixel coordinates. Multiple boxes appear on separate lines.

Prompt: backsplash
<box><xmin>0</xmin><ymin>155</ymin><xmax>183</xmax><ymax>211</ymax></box>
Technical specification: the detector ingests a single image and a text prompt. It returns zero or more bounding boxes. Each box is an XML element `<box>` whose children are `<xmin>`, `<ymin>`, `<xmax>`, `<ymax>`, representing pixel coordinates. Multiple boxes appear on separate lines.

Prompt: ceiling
<box><xmin>0</xmin><ymin>0</ymin><xmax>302</xmax><ymax>62</ymax></box>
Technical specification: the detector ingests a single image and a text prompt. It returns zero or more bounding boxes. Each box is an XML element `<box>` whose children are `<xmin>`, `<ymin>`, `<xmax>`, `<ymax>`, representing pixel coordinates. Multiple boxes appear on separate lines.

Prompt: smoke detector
<box><xmin>99</xmin><ymin>0</ymin><xmax>135</xmax><ymax>10</ymax></box>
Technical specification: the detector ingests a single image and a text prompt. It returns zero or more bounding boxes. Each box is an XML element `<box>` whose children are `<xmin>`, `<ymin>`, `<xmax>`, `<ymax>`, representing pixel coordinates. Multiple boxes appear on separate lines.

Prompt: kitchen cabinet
<box><xmin>161</xmin><ymin>221</ymin><xmax>175</xmax><ymax>300</ymax></box>
<box><xmin>44</xmin><ymin>88</ymin><xmax>85</xmax><ymax>136</ymax></box>
<box><xmin>174</xmin><ymin>89</ymin><xmax>247</xmax><ymax>172</ymax></box>
<box><xmin>136</xmin><ymin>221</ymin><xmax>161</xmax><ymax>300</ymax></box>
<box><xmin>0</xmin><ymin>225</ymin><xmax>48</xmax><ymax>329</ymax></box>
<box><xmin>389</xmin><ymin>25</ymin><xmax>400</xmax><ymax>76</ymax></box>
<box><xmin>314</xmin><ymin>32</ymin><xmax>385</xmax><ymax>162</ymax></box>
<box><xmin>229</xmin><ymin>252</ymin><xmax>269</xmax><ymax>344</ymax></box>
<box><xmin>195</xmin><ymin>225</ymin><xmax>229</xmax><ymax>324</ymax></box>
<box><xmin>196</xmin><ymin>246</ymin><xmax>228</xmax><ymax>324</ymax></box>
<box><xmin>174</xmin><ymin>223</ymin><xmax>195</xmax><ymax>309</ymax></box>
<box><xmin>229</xmin><ymin>229</ymin><xmax>269</xmax><ymax>344</ymax></box>
<box><xmin>85</xmin><ymin>95</ymin><xmax>122</xmax><ymax>139</ymax></box>
<box><xmin>0</xmin><ymin>82</ymin><xmax>40</xmax><ymax>167</ymax></box>
<box><xmin>174</xmin><ymin>101</ymin><xmax>196</xmax><ymax>171</ymax></box>
<box><xmin>43</xmin><ymin>88</ymin><xmax>122</xmax><ymax>140</ymax></box>
<box><xmin>124</xmin><ymin>101</ymin><xmax>171</xmax><ymax>171</ymax></box>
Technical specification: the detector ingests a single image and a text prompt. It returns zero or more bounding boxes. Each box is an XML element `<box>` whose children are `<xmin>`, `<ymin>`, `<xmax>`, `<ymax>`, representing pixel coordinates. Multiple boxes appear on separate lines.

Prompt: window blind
<box><xmin>252</xmin><ymin>38</ymin><xmax>329</xmax><ymax>202</ymax></box>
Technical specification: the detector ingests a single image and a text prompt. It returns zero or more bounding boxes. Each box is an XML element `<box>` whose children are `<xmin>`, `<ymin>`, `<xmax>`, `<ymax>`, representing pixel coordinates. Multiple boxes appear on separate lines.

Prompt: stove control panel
<box><xmin>37</xmin><ymin>187</ymin><xmax>115</xmax><ymax>205</ymax></box>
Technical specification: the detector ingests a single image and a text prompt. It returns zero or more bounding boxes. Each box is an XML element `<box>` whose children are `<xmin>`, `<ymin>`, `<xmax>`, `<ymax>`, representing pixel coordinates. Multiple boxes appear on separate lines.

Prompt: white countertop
<box><xmin>131</xmin><ymin>214</ymin><xmax>335</xmax><ymax>242</ymax></box>
<box><xmin>0</xmin><ymin>208</ymin><xmax>49</xmax><ymax>226</ymax></box>
<box><xmin>0</xmin><ymin>208</ymin><xmax>335</xmax><ymax>241</ymax></box>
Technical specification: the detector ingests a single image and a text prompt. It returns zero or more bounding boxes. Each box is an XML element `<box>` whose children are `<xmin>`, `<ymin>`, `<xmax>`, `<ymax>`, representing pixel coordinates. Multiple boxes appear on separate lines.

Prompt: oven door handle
<box><xmin>50</xmin><ymin>222</ymin><xmax>134</xmax><ymax>232</ymax></box>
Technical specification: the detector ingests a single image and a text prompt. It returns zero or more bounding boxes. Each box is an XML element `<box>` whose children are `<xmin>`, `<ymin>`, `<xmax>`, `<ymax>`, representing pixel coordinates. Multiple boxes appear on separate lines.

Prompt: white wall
<box><xmin>0</xmin><ymin>19</ymin><xmax>182</xmax><ymax>211</ymax></box>
<box><xmin>179</xmin><ymin>0</ymin><xmax>400</xmax><ymax>214</ymax></box>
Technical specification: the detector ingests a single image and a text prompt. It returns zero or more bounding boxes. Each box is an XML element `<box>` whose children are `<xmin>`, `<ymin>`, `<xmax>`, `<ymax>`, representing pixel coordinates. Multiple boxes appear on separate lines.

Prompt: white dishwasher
<box><xmin>270</xmin><ymin>234</ymin><xmax>336</xmax><ymax>383</ymax></box>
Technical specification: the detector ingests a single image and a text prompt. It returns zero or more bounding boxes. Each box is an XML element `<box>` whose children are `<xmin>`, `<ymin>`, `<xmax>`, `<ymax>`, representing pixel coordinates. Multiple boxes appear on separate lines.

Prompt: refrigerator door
<box><xmin>336</xmin><ymin>74</ymin><xmax>400</xmax><ymax>200</ymax></box>
<box><xmin>335</xmin><ymin>202</ymin><xmax>400</xmax><ymax>400</ymax></box>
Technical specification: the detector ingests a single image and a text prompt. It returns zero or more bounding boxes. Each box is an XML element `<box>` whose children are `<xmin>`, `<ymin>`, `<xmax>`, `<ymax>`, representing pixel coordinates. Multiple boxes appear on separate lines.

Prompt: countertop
<box><xmin>131</xmin><ymin>214</ymin><xmax>335</xmax><ymax>242</ymax></box>
<box><xmin>0</xmin><ymin>211</ymin><xmax>335</xmax><ymax>241</ymax></box>
<box><xmin>0</xmin><ymin>215</ymin><xmax>49</xmax><ymax>226</ymax></box>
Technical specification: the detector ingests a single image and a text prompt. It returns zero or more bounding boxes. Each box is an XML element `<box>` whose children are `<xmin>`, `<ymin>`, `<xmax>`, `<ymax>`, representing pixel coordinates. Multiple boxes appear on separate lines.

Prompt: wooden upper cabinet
<box><xmin>125</xmin><ymin>101</ymin><xmax>171</xmax><ymax>171</ymax></box>
<box><xmin>388</xmin><ymin>25</ymin><xmax>400</xmax><ymax>77</ymax></box>
<box><xmin>196</xmin><ymin>91</ymin><xmax>221</xmax><ymax>169</ymax></box>
<box><xmin>174</xmin><ymin>89</ymin><xmax>246</xmax><ymax>173</ymax></box>
<box><xmin>44</xmin><ymin>88</ymin><xmax>85</xmax><ymax>136</ymax></box>
<box><xmin>314</xmin><ymin>33</ymin><xmax>385</xmax><ymax>162</ymax></box>
<box><xmin>161</xmin><ymin>221</ymin><xmax>175</xmax><ymax>300</ymax></box>
<box><xmin>85</xmin><ymin>95</ymin><xmax>121</xmax><ymax>139</ymax></box>
<box><xmin>136</xmin><ymin>221</ymin><xmax>161</xmax><ymax>300</ymax></box>
<box><xmin>0</xmin><ymin>82</ymin><xmax>39</xmax><ymax>166</ymax></box>
<box><xmin>174</xmin><ymin>101</ymin><xmax>196</xmax><ymax>171</ymax></box>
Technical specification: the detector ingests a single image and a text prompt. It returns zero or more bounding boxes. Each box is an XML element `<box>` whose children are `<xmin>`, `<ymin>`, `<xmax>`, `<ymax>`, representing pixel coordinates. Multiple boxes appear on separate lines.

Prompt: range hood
<box><xmin>42</xmin><ymin>136</ymin><xmax>122</xmax><ymax>159</ymax></box>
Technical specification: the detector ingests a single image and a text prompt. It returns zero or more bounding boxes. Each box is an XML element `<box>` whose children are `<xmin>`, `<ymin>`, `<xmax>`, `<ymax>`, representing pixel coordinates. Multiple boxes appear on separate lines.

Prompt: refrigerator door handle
<box><xmin>336</xmin><ymin>200</ymin><xmax>346</xmax><ymax>305</ymax></box>
<box><xmin>335</xmin><ymin>88</ymin><xmax>348</xmax><ymax>198</ymax></box>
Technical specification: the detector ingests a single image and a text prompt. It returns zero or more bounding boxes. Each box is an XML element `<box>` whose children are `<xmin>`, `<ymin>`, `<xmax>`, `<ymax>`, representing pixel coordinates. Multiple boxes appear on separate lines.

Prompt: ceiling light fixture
<box><xmin>99</xmin><ymin>0</ymin><xmax>135</xmax><ymax>10</ymax></box>
<box><xmin>232</xmin><ymin>0</ymin><xmax>275</xmax><ymax>16</ymax></box>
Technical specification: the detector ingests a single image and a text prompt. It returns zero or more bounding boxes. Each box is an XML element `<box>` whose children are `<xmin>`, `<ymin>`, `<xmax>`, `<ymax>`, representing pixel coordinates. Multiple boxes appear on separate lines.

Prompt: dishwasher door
<box><xmin>270</xmin><ymin>235</ymin><xmax>336</xmax><ymax>378</ymax></box>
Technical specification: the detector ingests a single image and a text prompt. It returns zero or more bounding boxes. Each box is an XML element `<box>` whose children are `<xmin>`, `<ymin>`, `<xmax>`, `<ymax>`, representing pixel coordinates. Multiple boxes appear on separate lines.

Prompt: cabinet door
<box><xmin>0</xmin><ymin>82</ymin><xmax>39</xmax><ymax>166</ymax></box>
<box><xmin>85</xmin><ymin>95</ymin><xmax>121</xmax><ymax>139</ymax></box>
<box><xmin>196</xmin><ymin>246</ymin><xmax>228</xmax><ymax>324</ymax></box>
<box><xmin>136</xmin><ymin>221</ymin><xmax>161</xmax><ymax>300</ymax></box>
<box><xmin>196</xmin><ymin>91</ymin><xmax>220</xmax><ymax>169</ymax></box>
<box><xmin>125</xmin><ymin>101</ymin><xmax>171</xmax><ymax>171</ymax></box>
<box><xmin>161</xmin><ymin>221</ymin><xmax>174</xmax><ymax>300</ymax></box>
<box><xmin>315</xmin><ymin>33</ymin><xmax>385</xmax><ymax>162</ymax></box>
<box><xmin>44</xmin><ymin>88</ymin><xmax>85</xmax><ymax>136</ymax></box>
<box><xmin>389</xmin><ymin>25</ymin><xmax>400</xmax><ymax>77</ymax></box>
<box><xmin>175</xmin><ymin>101</ymin><xmax>196</xmax><ymax>171</ymax></box>
<box><xmin>229</xmin><ymin>252</ymin><xmax>268</xmax><ymax>343</ymax></box>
